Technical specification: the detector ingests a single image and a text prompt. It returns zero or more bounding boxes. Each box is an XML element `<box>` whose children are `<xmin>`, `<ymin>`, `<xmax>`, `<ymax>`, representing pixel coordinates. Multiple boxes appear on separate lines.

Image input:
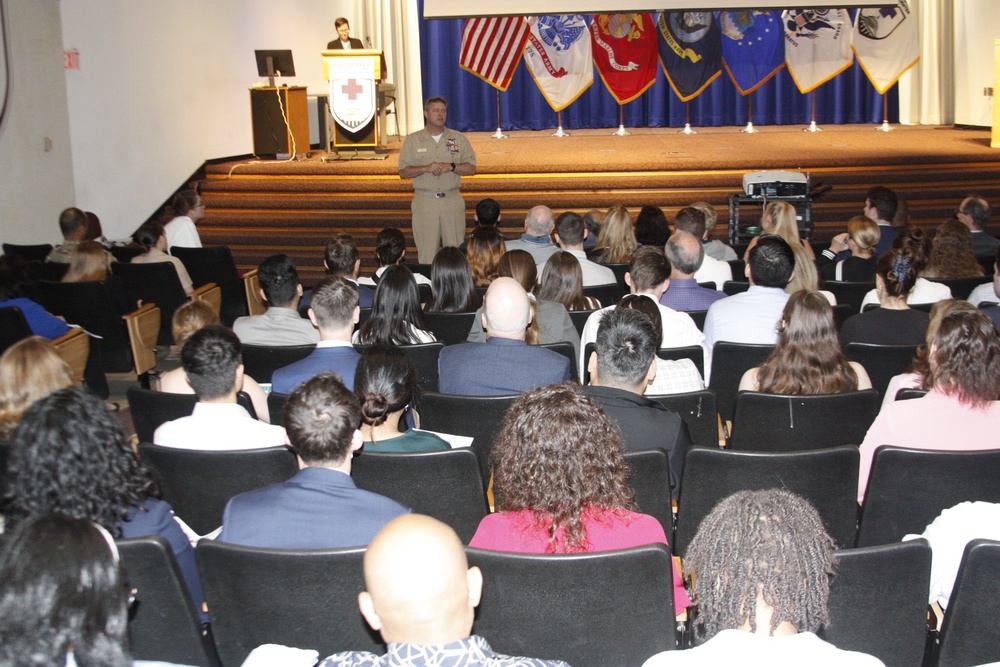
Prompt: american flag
<box><xmin>460</xmin><ymin>17</ymin><xmax>530</xmax><ymax>91</ymax></box>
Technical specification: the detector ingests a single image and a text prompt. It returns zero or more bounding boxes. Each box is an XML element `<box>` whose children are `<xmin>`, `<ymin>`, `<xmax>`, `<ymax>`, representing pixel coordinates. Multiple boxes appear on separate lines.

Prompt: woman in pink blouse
<box><xmin>469</xmin><ymin>383</ymin><xmax>691</xmax><ymax>615</ymax></box>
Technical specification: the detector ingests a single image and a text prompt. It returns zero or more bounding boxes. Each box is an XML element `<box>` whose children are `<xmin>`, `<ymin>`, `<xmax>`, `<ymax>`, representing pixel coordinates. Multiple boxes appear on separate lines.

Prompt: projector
<box><xmin>743</xmin><ymin>171</ymin><xmax>809</xmax><ymax>198</ymax></box>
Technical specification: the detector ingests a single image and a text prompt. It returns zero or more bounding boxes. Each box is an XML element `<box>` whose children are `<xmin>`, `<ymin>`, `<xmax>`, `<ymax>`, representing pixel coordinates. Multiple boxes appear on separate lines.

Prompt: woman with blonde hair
<box><xmin>743</xmin><ymin>200</ymin><xmax>815</xmax><ymax>262</ymax></box>
<box><xmin>594</xmin><ymin>204</ymin><xmax>637</xmax><ymax>264</ymax></box>
<box><xmin>785</xmin><ymin>244</ymin><xmax>836</xmax><ymax>305</ymax></box>
<box><xmin>0</xmin><ymin>337</ymin><xmax>74</xmax><ymax>440</ymax></box>
<box><xmin>922</xmin><ymin>219</ymin><xmax>984</xmax><ymax>280</ymax></box>
<box><xmin>62</xmin><ymin>241</ymin><xmax>109</xmax><ymax>283</ymax></box>
<box><xmin>536</xmin><ymin>251</ymin><xmax>601</xmax><ymax>310</ymax></box>
<box><xmin>466</xmin><ymin>226</ymin><xmax>506</xmax><ymax>287</ymax></box>
<box><xmin>817</xmin><ymin>216</ymin><xmax>880</xmax><ymax>282</ymax></box>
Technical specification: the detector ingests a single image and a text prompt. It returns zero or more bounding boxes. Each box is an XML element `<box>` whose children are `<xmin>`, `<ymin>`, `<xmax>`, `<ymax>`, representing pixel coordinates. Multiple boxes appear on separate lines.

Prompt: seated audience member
<box><xmin>739</xmin><ymin>290</ymin><xmax>871</xmax><ymax>392</ymax></box>
<box><xmin>468</xmin><ymin>383</ymin><xmax>690</xmax><ymax>615</ymax></box>
<box><xmin>130</xmin><ymin>220</ymin><xmax>194</xmax><ymax>294</ymax></box>
<box><xmin>635</xmin><ymin>205</ymin><xmax>670</xmax><ymax>248</ymax></box>
<box><xmin>355</xmin><ymin>345</ymin><xmax>448</xmax><ymax>453</ymax></box>
<box><xmin>956</xmin><ymin>194</ymin><xmax>998</xmax><ymax>260</ymax></box>
<box><xmin>62</xmin><ymin>240</ymin><xmax>123</xmax><ymax>311</ymax></box>
<box><xmin>438</xmin><ymin>277</ymin><xmax>571</xmax><ymax>396</ymax></box>
<box><xmin>582</xmin><ymin>307</ymin><xmax>692</xmax><ymax>497</ymax></box>
<box><xmin>594</xmin><ymin>203</ymin><xmax>637</xmax><ymax>264</ymax></box>
<box><xmin>858</xmin><ymin>309</ymin><xmax>1000</xmax><ymax>500</ymax></box>
<box><xmin>858</xmin><ymin>229</ymin><xmax>950</xmax><ymax>310</ymax></box>
<box><xmin>864</xmin><ymin>185</ymin><xmax>901</xmax><ymax>258</ymax></box>
<box><xmin>703</xmin><ymin>235</ymin><xmax>795</xmax><ymax>374</ymax></box>
<box><xmin>46</xmin><ymin>207</ymin><xmax>91</xmax><ymax>264</ymax></box>
<box><xmin>536</xmin><ymin>250</ymin><xmax>602</xmax><ymax>310</ymax></box>
<box><xmin>153</xmin><ymin>325</ymin><xmax>286</xmax><ymax>449</ymax></box>
<box><xmin>659</xmin><ymin>231</ymin><xmax>726</xmax><ymax>311</ymax></box>
<box><xmin>617</xmin><ymin>294</ymin><xmax>704</xmax><ymax>395</ymax></box>
<box><xmin>0</xmin><ymin>255</ymin><xmax>69</xmax><ymax>340</ymax></box>
<box><xmin>0</xmin><ymin>515</ymin><xmax>137</xmax><ymax>667</ymax></box>
<box><xmin>841</xmin><ymin>233</ymin><xmax>932</xmax><ymax>347</ymax></box>
<box><xmin>642</xmin><ymin>490</ymin><xmax>884</xmax><ymax>667</ymax></box>
<box><xmin>3</xmin><ymin>386</ymin><xmax>205</xmax><ymax>612</ymax></box>
<box><xmin>162</xmin><ymin>188</ymin><xmax>204</xmax><ymax>251</ymax></box>
<box><xmin>158</xmin><ymin>301</ymin><xmax>270</xmax><ymax>422</ymax></box>
<box><xmin>540</xmin><ymin>211</ymin><xmax>616</xmax><ymax>287</ymax></box>
<box><xmin>459</xmin><ymin>197</ymin><xmax>503</xmax><ymax>252</ymax></box>
<box><xmin>816</xmin><ymin>215</ymin><xmax>880</xmax><ymax>282</ymax></box>
<box><xmin>672</xmin><ymin>206</ymin><xmax>731</xmax><ymax>290</ymax></box>
<box><xmin>743</xmin><ymin>200</ymin><xmax>815</xmax><ymax>262</ymax></box>
<box><xmin>425</xmin><ymin>246</ymin><xmax>480</xmax><ymax>313</ymax></box>
<box><xmin>581</xmin><ymin>246</ymin><xmax>704</xmax><ymax>373</ymax></box>
<box><xmin>582</xmin><ymin>207</ymin><xmax>604</xmax><ymax>249</ymax></box>
<box><xmin>921</xmin><ymin>219</ymin><xmax>985</xmax><ymax>280</ymax></box>
<box><xmin>233</xmin><ymin>253</ymin><xmax>319</xmax><ymax>346</ymax></box>
<box><xmin>0</xmin><ymin>336</ymin><xmax>73</xmax><ymax>441</ymax></box>
<box><xmin>785</xmin><ymin>244</ymin><xmax>835</xmax><ymax>305</ymax></box>
<box><xmin>218</xmin><ymin>371</ymin><xmax>409</xmax><ymax>549</ymax></box>
<box><xmin>467</xmin><ymin>226</ymin><xmax>506</xmax><ymax>287</ymax></box>
<box><xmin>360</xmin><ymin>227</ymin><xmax>432</xmax><ymax>287</ymax></box>
<box><xmin>324</xmin><ymin>233</ymin><xmax>375</xmax><ymax>307</ymax></box>
<box><xmin>505</xmin><ymin>204</ymin><xmax>558</xmax><ymax>265</ymax></box>
<box><xmin>353</xmin><ymin>265</ymin><xmax>435</xmax><ymax>346</ymax></box>
<box><xmin>967</xmin><ymin>245</ymin><xmax>1000</xmax><ymax>307</ymax></box>
<box><xmin>692</xmin><ymin>201</ymin><xmax>738</xmax><ymax>261</ymax></box>
<box><xmin>272</xmin><ymin>276</ymin><xmax>361</xmax><ymax>394</ymax></box>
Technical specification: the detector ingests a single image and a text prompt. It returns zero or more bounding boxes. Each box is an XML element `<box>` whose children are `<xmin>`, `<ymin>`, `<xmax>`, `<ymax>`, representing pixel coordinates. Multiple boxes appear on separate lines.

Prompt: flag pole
<box><xmin>678</xmin><ymin>102</ymin><xmax>697</xmax><ymax>135</ymax></box>
<box><xmin>612</xmin><ymin>105</ymin><xmax>630</xmax><ymax>136</ymax></box>
<box><xmin>804</xmin><ymin>91</ymin><xmax>821</xmax><ymax>132</ymax></box>
<box><xmin>741</xmin><ymin>95</ymin><xmax>757</xmax><ymax>133</ymax></box>
<box><xmin>491</xmin><ymin>89</ymin><xmax>508</xmax><ymax>139</ymax></box>
<box><xmin>876</xmin><ymin>93</ymin><xmax>892</xmax><ymax>132</ymax></box>
<box><xmin>551</xmin><ymin>111</ymin><xmax>570</xmax><ymax>137</ymax></box>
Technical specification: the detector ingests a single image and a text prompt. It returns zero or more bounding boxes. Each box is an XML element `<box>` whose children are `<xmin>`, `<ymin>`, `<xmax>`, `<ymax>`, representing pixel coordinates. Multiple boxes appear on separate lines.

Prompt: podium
<box><xmin>250</xmin><ymin>86</ymin><xmax>309</xmax><ymax>157</ymax></box>
<box><xmin>322</xmin><ymin>49</ymin><xmax>385</xmax><ymax>151</ymax></box>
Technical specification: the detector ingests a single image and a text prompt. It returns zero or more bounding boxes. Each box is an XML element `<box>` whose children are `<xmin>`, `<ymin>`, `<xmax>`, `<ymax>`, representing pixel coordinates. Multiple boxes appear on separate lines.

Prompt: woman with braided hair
<box><xmin>643</xmin><ymin>490</ymin><xmax>884</xmax><ymax>667</ymax></box>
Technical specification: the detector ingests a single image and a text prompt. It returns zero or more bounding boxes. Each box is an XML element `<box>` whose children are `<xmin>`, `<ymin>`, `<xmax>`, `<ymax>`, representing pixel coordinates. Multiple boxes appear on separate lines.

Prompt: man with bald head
<box><xmin>438</xmin><ymin>277</ymin><xmax>571</xmax><ymax>395</ymax></box>
<box><xmin>315</xmin><ymin>515</ymin><xmax>569</xmax><ymax>666</ymax></box>
<box><xmin>660</xmin><ymin>231</ymin><xmax>727</xmax><ymax>312</ymax></box>
<box><xmin>956</xmin><ymin>194</ymin><xmax>998</xmax><ymax>260</ymax></box>
<box><xmin>504</xmin><ymin>205</ymin><xmax>559</xmax><ymax>265</ymax></box>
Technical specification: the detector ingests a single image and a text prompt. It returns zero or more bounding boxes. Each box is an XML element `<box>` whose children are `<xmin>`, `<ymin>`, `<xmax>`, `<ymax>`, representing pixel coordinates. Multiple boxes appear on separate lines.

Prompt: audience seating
<box><xmin>538</xmin><ymin>341</ymin><xmax>578</xmax><ymax>382</ymax></box>
<box><xmin>3</xmin><ymin>242</ymin><xmax>53</xmax><ymax>261</ymax></box>
<box><xmin>357</xmin><ymin>306</ymin><xmax>372</xmax><ymax>330</ymax></box>
<box><xmin>685</xmin><ymin>309</ymin><xmax>707</xmax><ymax>332</ymax></box>
<box><xmin>109</xmin><ymin>246</ymin><xmax>144</xmax><ymax>263</ymax></box>
<box><xmin>417</xmin><ymin>392</ymin><xmax>518</xmax><ymax>487</ymax></box>
<box><xmin>138</xmin><ymin>443</ymin><xmax>298</xmax><ymax>535</ymax></box>
<box><xmin>831</xmin><ymin>303</ymin><xmax>852</xmax><ymax>330</ymax></box>
<box><xmin>582</xmin><ymin>282</ymin><xmax>624</xmax><ymax>308</ymax></box>
<box><xmin>266</xmin><ymin>391</ymin><xmax>289</xmax><ymax>427</ymax></box>
<box><xmin>676</xmin><ymin>446</ymin><xmax>860</xmax><ymax>555</ymax></box>
<box><xmin>726</xmin><ymin>258</ymin><xmax>746</xmax><ymax>278</ymax></box>
<box><xmin>603</xmin><ymin>262</ymin><xmax>629</xmax><ymax>294</ymax></box>
<box><xmin>895</xmin><ymin>387</ymin><xmax>929</xmax><ymax>401</ymax></box>
<box><xmin>466</xmin><ymin>544</ymin><xmax>677</xmax><ymax>667</ymax></box>
<box><xmin>935</xmin><ymin>539</ymin><xmax>1000</xmax><ymax>667</ymax></box>
<box><xmin>0</xmin><ymin>441</ymin><xmax>12</xmax><ymax>499</ymax></box>
<box><xmin>857</xmin><ymin>446</ymin><xmax>1000</xmax><ymax>547</ymax></box>
<box><xmin>0</xmin><ymin>306</ymin><xmax>34</xmax><ymax>352</ymax></box>
<box><xmin>844</xmin><ymin>343</ymin><xmax>920</xmax><ymax>399</ymax></box>
<box><xmin>646</xmin><ymin>389</ymin><xmax>719</xmax><ymax>450</ymax></box>
<box><xmin>117</xmin><ymin>535</ymin><xmax>221</xmax><ymax>667</ymax></box>
<box><xmin>708</xmin><ymin>342</ymin><xmax>775</xmax><ymax>424</ymax></box>
<box><xmin>569</xmin><ymin>308</ymin><xmax>597</xmax><ymax>337</ymax></box>
<box><xmin>351</xmin><ymin>449</ymin><xmax>488</xmax><ymax>543</ymax></box>
<box><xmin>821</xmin><ymin>280</ymin><xmax>875</xmax><ymax>315</ymax></box>
<box><xmin>112</xmin><ymin>261</ymin><xmax>221</xmax><ymax>345</ymax></box>
<box><xmin>241</xmin><ymin>343</ymin><xmax>315</xmax><ymax>384</ymax></box>
<box><xmin>624</xmin><ymin>449</ymin><xmax>674</xmax><ymax>537</ymax></box>
<box><xmin>821</xmin><ymin>540</ymin><xmax>933</xmax><ymax>667</ymax></box>
<box><xmin>0</xmin><ymin>304</ymin><xmax>90</xmax><ymax>385</ymax></box>
<box><xmin>196</xmin><ymin>542</ymin><xmax>381</xmax><ymax>665</ymax></box>
<box><xmin>242</xmin><ymin>267</ymin><xmax>266</xmax><ymax>316</ymax></box>
<box><xmin>722</xmin><ymin>280</ymin><xmax>750</xmax><ymax>296</ymax></box>
<box><xmin>355</xmin><ymin>341</ymin><xmax>443</xmax><ymax>392</ymax></box>
<box><xmin>128</xmin><ymin>387</ymin><xmax>258</xmax><ymax>443</ymax></box>
<box><xmin>422</xmin><ymin>310</ymin><xmax>477</xmax><ymax>345</ymax></box>
<box><xmin>582</xmin><ymin>342</ymin><xmax>704</xmax><ymax>385</ymax></box>
<box><xmin>172</xmin><ymin>246</ymin><xmax>247</xmax><ymax>325</ymax></box>
<box><xmin>923</xmin><ymin>275</ymin><xmax>991</xmax><ymax>300</ymax></box>
<box><xmin>730</xmin><ymin>390</ymin><xmax>879</xmax><ymax>451</ymax></box>
<box><xmin>42</xmin><ymin>261</ymin><xmax>69</xmax><ymax>281</ymax></box>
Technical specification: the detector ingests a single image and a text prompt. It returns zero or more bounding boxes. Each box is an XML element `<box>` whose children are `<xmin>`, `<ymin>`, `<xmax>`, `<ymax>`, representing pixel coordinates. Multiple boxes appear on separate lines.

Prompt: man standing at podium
<box><xmin>399</xmin><ymin>97</ymin><xmax>477</xmax><ymax>263</ymax></box>
<box><xmin>328</xmin><ymin>17</ymin><xmax>363</xmax><ymax>49</ymax></box>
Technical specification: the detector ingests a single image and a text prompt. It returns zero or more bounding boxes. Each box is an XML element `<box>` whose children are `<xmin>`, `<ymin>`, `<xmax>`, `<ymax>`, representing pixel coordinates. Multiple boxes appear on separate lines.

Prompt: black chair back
<box><xmin>38</xmin><ymin>280</ymin><xmax>135</xmax><ymax>371</ymax></box>
<box><xmin>538</xmin><ymin>341</ymin><xmax>578</xmax><ymax>382</ymax></box>
<box><xmin>831</xmin><ymin>302</ymin><xmax>852</xmax><ymax>330</ymax></box>
<box><xmin>355</xmin><ymin>341</ymin><xmax>443</xmax><ymax>392</ymax></box>
<box><xmin>708</xmin><ymin>342</ymin><xmax>775</xmax><ymax>423</ymax></box>
<box><xmin>128</xmin><ymin>387</ymin><xmax>196</xmax><ymax>444</ymax></box>
<box><xmin>686</xmin><ymin>309</ymin><xmax>708</xmax><ymax>331</ymax></box>
<box><xmin>0</xmin><ymin>441</ymin><xmax>12</xmax><ymax>501</ymax></box>
<box><xmin>118</xmin><ymin>536</ymin><xmax>220</xmax><ymax>667</ymax></box>
<box><xmin>422</xmin><ymin>310</ymin><xmax>477</xmax><ymax>345</ymax></box>
<box><xmin>241</xmin><ymin>343</ymin><xmax>316</xmax><ymax>384</ymax></box>
<box><xmin>624</xmin><ymin>449</ymin><xmax>673</xmax><ymax>537</ymax></box>
<box><xmin>467</xmin><ymin>544</ymin><xmax>677</xmax><ymax>667</ymax></box>
<box><xmin>937</xmin><ymin>539</ymin><xmax>1000</xmax><ymax>667</ymax></box>
<box><xmin>676</xmin><ymin>446</ymin><xmax>860</xmax><ymax>555</ymax></box>
<box><xmin>352</xmin><ymin>449</ymin><xmax>487</xmax><ymax>543</ymax></box>
<box><xmin>417</xmin><ymin>392</ymin><xmax>518</xmax><ymax>487</ymax></box>
<box><xmin>822</xmin><ymin>280</ymin><xmax>876</xmax><ymax>315</ymax></box>
<box><xmin>172</xmin><ymin>246</ymin><xmax>247</xmax><ymax>325</ymax></box>
<box><xmin>647</xmin><ymin>389</ymin><xmax>719</xmax><ymax>450</ymax></box>
<box><xmin>924</xmin><ymin>275</ymin><xmax>992</xmax><ymax>300</ymax></box>
<box><xmin>196</xmin><ymin>542</ymin><xmax>381</xmax><ymax>666</ymax></box>
<box><xmin>730</xmin><ymin>390</ymin><xmax>879</xmax><ymax>451</ymax></box>
<box><xmin>3</xmin><ymin>242</ymin><xmax>53</xmax><ymax>261</ymax></box>
<box><xmin>266</xmin><ymin>391</ymin><xmax>289</xmax><ymax>426</ymax></box>
<box><xmin>112</xmin><ymin>261</ymin><xmax>188</xmax><ymax>345</ymax></box>
<box><xmin>42</xmin><ymin>262</ymin><xmax>69</xmax><ymax>281</ymax></box>
<box><xmin>895</xmin><ymin>387</ymin><xmax>929</xmax><ymax>401</ymax></box>
<box><xmin>417</xmin><ymin>283</ymin><xmax>432</xmax><ymax>304</ymax></box>
<box><xmin>604</xmin><ymin>262</ymin><xmax>630</xmax><ymax>293</ymax></box>
<box><xmin>722</xmin><ymin>280</ymin><xmax>750</xmax><ymax>296</ymax></box>
<box><xmin>0</xmin><ymin>307</ymin><xmax>32</xmax><ymax>353</ymax></box>
<box><xmin>569</xmin><ymin>308</ymin><xmax>597</xmax><ymax>336</ymax></box>
<box><xmin>821</xmin><ymin>540</ymin><xmax>932</xmax><ymax>667</ymax></box>
<box><xmin>727</xmin><ymin>258</ymin><xmax>746</xmax><ymax>277</ymax></box>
<box><xmin>844</xmin><ymin>343</ymin><xmax>920</xmax><ymax>399</ymax></box>
<box><xmin>582</xmin><ymin>282</ymin><xmax>624</xmax><ymax>308</ymax></box>
<box><xmin>857</xmin><ymin>446</ymin><xmax>1000</xmax><ymax>547</ymax></box>
<box><xmin>110</xmin><ymin>246</ymin><xmax>144</xmax><ymax>263</ymax></box>
<box><xmin>138</xmin><ymin>443</ymin><xmax>298</xmax><ymax>535</ymax></box>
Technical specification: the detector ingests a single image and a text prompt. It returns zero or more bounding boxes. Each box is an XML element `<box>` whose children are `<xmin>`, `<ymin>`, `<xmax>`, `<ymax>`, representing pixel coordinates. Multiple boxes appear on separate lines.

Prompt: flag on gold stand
<box><xmin>590</xmin><ymin>13</ymin><xmax>658</xmax><ymax>105</ymax></box>
<box><xmin>460</xmin><ymin>17</ymin><xmax>531</xmax><ymax>91</ymax></box>
<box><xmin>523</xmin><ymin>15</ymin><xmax>594</xmax><ymax>111</ymax></box>
<box><xmin>782</xmin><ymin>9</ymin><xmax>853</xmax><ymax>94</ymax></box>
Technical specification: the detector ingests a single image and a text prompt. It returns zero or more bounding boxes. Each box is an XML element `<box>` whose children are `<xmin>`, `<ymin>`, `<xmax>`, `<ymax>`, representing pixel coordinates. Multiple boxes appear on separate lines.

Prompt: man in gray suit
<box><xmin>233</xmin><ymin>254</ymin><xmax>318</xmax><ymax>346</ymax></box>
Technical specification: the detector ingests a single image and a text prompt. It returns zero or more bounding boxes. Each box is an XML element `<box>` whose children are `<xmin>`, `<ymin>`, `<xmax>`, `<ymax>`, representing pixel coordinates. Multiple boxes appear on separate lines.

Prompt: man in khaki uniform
<box><xmin>398</xmin><ymin>97</ymin><xmax>477</xmax><ymax>263</ymax></box>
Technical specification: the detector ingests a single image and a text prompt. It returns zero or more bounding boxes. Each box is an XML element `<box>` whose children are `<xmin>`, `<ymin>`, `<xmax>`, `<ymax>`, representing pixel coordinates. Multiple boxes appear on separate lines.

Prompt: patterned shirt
<box><xmin>319</xmin><ymin>635</ymin><xmax>570</xmax><ymax>667</ymax></box>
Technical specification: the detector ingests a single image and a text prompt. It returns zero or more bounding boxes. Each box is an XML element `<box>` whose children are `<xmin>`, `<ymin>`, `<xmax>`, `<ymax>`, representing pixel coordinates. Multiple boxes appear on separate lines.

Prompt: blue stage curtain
<box><xmin>417</xmin><ymin>2</ymin><xmax>897</xmax><ymax>133</ymax></box>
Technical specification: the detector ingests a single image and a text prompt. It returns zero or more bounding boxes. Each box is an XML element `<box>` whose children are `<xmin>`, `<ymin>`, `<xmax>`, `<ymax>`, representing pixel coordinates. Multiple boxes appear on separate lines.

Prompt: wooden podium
<box><xmin>250</xmin><ymin>86</ymin><xmax>309</xmax><ymax>157</ymax></box>
<box><xmin>322</xmin><ymin>50</ymin><xmax>385</xmax><ymax>151</ymax></box>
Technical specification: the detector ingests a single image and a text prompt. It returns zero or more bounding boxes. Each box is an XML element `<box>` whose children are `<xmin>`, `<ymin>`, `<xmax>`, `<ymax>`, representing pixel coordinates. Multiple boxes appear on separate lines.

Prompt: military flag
<box><xmin>782</xmin><ymin>9</ymin><xmax>854</xmax><ymax>94</ymax></box>
<box><xmin>656</xmin><ymin>12</ymin><xmax>722</xmax><ymax>102</ymax></box>
<box><xmin>590</xmin><ymin>13</ymin><xmax>658</xmax><ymax>105</ymax></box>
<box><xmin>460</xmin><ymin>17</ymin><xmax>531</xmax><ymax>91</ymax></box>
<box><xmin>853</xmin><ymin>1</ymin><xmax>919</xmax><ymax>94</ymax></box>
<box><xmin>718</xmin><ymin>10</ymin><xmax>785</xmax><ymax>95</ymax></box>
<box><xmin>523</xmin><ymin>15</ymin><xmax>594</xmax><ymax>111</ymax></box>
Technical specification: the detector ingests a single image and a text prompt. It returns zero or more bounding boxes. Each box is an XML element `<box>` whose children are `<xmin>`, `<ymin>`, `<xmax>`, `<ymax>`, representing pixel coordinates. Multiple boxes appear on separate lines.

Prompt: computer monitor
<box><xmin>254</xmin><ymin>50</ymin><xmax>295</xmax><ymax>87</ymax></box>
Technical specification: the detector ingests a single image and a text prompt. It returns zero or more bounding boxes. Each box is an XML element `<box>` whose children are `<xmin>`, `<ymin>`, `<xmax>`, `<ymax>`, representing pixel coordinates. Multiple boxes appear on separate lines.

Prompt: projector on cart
<box><xmin>742</xmin><ymin>171</ymin><xmax>809</xmax><ymax>198</ymax></box>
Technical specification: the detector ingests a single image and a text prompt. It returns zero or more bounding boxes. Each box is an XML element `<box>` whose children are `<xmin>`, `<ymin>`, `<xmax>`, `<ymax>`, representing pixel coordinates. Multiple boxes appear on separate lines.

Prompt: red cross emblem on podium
<box><xmin>341</xmin><ymin>79</ymin><xmax>364</xmax><ymax>100</ymax></box>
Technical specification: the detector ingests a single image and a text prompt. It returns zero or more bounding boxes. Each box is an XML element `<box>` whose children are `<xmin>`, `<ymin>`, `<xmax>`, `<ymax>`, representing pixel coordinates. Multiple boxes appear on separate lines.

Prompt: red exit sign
<box><xmin>64</xmin><ymin>50</ymin><xmax>79</xmax><ymax>70</ymax></box>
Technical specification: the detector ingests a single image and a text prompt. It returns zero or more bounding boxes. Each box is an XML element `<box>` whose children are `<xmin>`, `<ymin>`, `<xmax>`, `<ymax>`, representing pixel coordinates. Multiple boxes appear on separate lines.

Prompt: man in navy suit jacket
<box><xmin>325</xmin><ymin>234</ymin><xmax>375</xmax><ymax>308</ymax></box>
<box><xmin>272</xmin><ymin>277</ymin><xmax>361</xmax><ymax>394</ymax></box>
<box><xmin>438</xmin><ymin>277</ymin><xmax>571</xmax><ymax>396</ymax></box>
<box><xmin>218</xmin><ymin>371</ymin><xmax>408</xmax><ymax>549</ymax></box>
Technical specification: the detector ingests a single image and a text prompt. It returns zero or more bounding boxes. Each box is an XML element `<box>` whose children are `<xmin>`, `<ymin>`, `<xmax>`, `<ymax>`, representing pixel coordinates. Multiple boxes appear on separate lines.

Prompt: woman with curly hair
<box><xmin>536</xmin><ymin>251</ymin><xmax>601</xmax><ymax>310</ymax></box>
<box><xmin>2</xmin><ymin>386</ymin><xmax>205</xmax><ymax>616</ymax></box>
<box><xmin>425</xmin><ymin>247</ymin><xmax>480</xmax><ymax>313</ymax></box>
<box><xmin>354</xmin><ymin>265</ymin><xmax>435</xmax><ymax>346</ymax></box>
<box><xmin>922</xmin><ymin>219</ymin><xmax>985</xmax><ymax>280</ymax></box>
<box><xmin>355</xmin><ymin>345</ymin><xmax>448</xmax><ymax>453</ymax></box>
<box><xmin>740</xmin><ymin>290</ymin><xmax>871</xmax><ymax>393</ymax></box>
<box><xmin>743</xmin><ymin>200</ymin><xmax>815</xmax><ymax>262</ymax></box>
<box><xmin>468</xmin><ymin>383</ymin><xmax>690</xmax><ymax>615</ymax></box>
<box><xmin>0</xmin><ymin>336</ymin><xmax>74</xmax><ymax>441</ymax></box>
<box><xmin>466</xmin><ymin>226</ymin><xmax>506</xmax><ymax>287</ymax></box>
<box><xmin>594</xmin><ymin>204</ymin><xmax>637</xmax><ymax>264</ymax></box>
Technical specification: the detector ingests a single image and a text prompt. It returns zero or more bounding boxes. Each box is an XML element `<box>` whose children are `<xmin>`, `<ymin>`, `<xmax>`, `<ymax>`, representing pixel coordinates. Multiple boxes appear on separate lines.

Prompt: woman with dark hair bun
<box><xmin>366</xmin><ymin>227</ymin><xmax>431</xmax><ymax>287</ymax></box>
<box><xmin>425</xmin><ymin>247</ymin><xmax>480</xmax><ymax>313</ymax></box>
<box><xmin>467</xmin><ymin>226</ymin><xmax>506</xmax><ymax>287</ymax></box>
<box><xmin>858</xmin><ymin>228</ymin><xmax>951</xmax><ymax>312</ymax></box>
<box><xmin>354</xmin><ymin>265</ymin><xmax>436</xmax><ymax>346</ymax></box>
<box><xmin>355</xmin><ymin>345</ymin><xmax>448</xmax><ymax>453</ymax></box>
